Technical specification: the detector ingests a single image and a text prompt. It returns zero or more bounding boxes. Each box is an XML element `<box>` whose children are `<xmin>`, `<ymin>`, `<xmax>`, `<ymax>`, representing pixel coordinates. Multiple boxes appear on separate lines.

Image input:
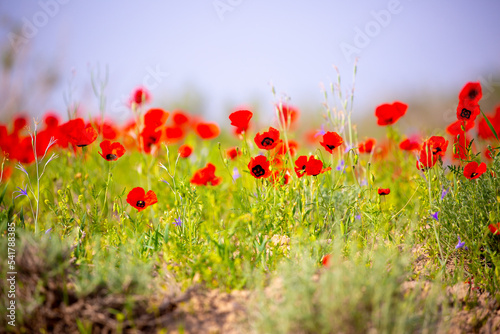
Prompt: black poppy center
<box><xmin>106</xmin><ymin>153</ymin><xmax>117</xmax><ymax>160</ymax></box>
<box><xmin>470</xmin><ymin>172</ymin><xmax>478</xmax><ymax>178</ymax></box>
<box><xmin>136</xmin><ymin>200</ymin><xmax>146</xmax><ymax>208</ymax></box>
<box><xmin>76</xmin><ymin>144</ymin><xmax>88</xmax><ymax>148</ymax></box>
<box><xmin>327</xmin><ymin>145</ymin><xmax>336</xmax><ymax>150</ymax></box>
<box><xmin>432</xmin><ymin>147</ymin><xmax>442</xmax><ymax>155</ymax></box>
<box><xmin>468</xmin><ymin>89</ymin><xmax>478</xmax><ymax>100</ymax></box>
<box><xmin>301</xmin><ymin>165</ymin><xmax>306</xmax><ymax>170</ymax></box>
<box><xmin>460</xmin><ymin>108</ymin><xmax>472</xmax><ymax>119</ymax></box>
<box><xmin>261</xmin><ymin>137</ymin><xmax>274</xmax><ymax>147</ymax></box>
<box><xmin>252</xmin><ymin>165</ymin><xmax>266</xmax><ymax>177</ymax></box>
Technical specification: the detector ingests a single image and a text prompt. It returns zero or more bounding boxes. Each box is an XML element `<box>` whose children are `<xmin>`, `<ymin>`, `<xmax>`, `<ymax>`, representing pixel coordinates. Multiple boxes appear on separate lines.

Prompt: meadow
<box><xmin>1</xmin><ymin>75</ymin><xmax>500</xmax><ymax>333</ymax></box>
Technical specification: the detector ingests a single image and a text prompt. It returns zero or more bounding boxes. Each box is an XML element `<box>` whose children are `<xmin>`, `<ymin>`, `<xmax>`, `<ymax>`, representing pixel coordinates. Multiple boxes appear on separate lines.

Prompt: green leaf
<box><xmin>480</xmin><ymin>109</ymin><xmax>500</xmax><ymax>143</ymax></box>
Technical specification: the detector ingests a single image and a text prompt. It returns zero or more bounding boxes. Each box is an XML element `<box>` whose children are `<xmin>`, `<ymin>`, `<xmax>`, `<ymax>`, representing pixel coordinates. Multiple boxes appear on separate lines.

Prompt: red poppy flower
<box><xmin>275</xmin><ymin>140</ymin><xmax>299</xmax><ymax>157</ymax></box>
<box><xmin>463</xmin><ymin>161</ymin><xmax>486</xmax><ymax>180</ymax></box>
<box><xmin>229</xmin><ymin>109</ymin><xmax>253</xmax><ymax>134</ymax></box>
<box><xmin>358</xmin><ymin>138</ymin><xmax>376</xmax><ymax>154</ymax></box>
<box><xmin>459</xmin><ymin>82</ymin><xmax>482</xmax><ymax>104</ymax></box>
<box><xmin>11</xmin><ymin>136</ymin><xmax>35</xmax><ymax>164</ymax></box>
<box><xmin>165</xmin><ymin>126</ymin><xmax>185</xmax><ymax>143</ymax></box>
<box><xmin>485</xmin><ymin>148</ymin><xmax>494</xmax><ymax>160</ymax></box>
<box><xmin>375</xmin><ymin>101</ymin><xmax>408</xmax><ymax>126</ymax></box>
<box><xmin>248</xmin><ymin>155</ymin><xmax>272</xmax><ymax>179</ymax></box>
<box><xmin>178</xmin><ymin>144</ymin><xmax>192</xmax><ymax>158</ymax></box>
<box><xmin>321</xmin><ymin>254</ymin><xmax>331</xmax><ymax>267</ymax></box>
<box><xmin>477</xmin><ymin>115</ymin><xmax>499</xmax><ymax>140</ymax></box>
<box><xmin>254</xmin><ymin>127</ymin><xmax>281</xmax><ymax>150</ymax></box>
<box><xmin>144</xmin><ymin>108</ymin><xmax>168</xmax><ymax>129</ymax></box>
<box><xmin>190</xmin><ymin>163</ymin><xmax>222</xmax><ymax>186</ymax></box>
<box><xmin>416</xmin><ymin>149</ymin><xmax>438</xmax><ymax>171</ymax></box>
<box><xmin>140</xmin><ymin>127</ymin><xmax>162</xmax><ymax>153</ymax></box>
<box><xmin>378</xmin><ymin>188</ymin><xmax>390</xmax><ymax>195</ymax></box>
<box><xmin>95</xmin><ymin>120</ymin><xmax>119</xmax><ymax>140</ymax></box>
<box><xmin>98</xmin><ymin>140</ymin><xmax>126</xmax><ymax>161</ymax></box>
<box><xmin>422</xmin><ymin>136</ymin><xmax>448</xmax><ymax>158</ymax></box>
<box><xmin>489</xmin><ymin>223</ymin><xmax>500</xmax><ymax>235</ymax></box>
<box><xmin>270</xmin><ymin>169</ymin><xmax>291</xmax><ymax>186</ymax></box>
<box><xmin>126</xmin><ymin>187</ymin><xmax>158</xmax><ymax>212</ymax></box>
<box><xmin>277</xmin><ymin>104</ymin><xmax>299</xmax><ymax>127</ymax></box>
<box><xmin>226</xmin><ymin>147</ymin><xmax>241</xmax><ymax>160</ymax></box>
<box><xmin>320</xmin><ymin>131</ymin><xmax>344</xmax><ymax>154</ymax></box>
<box><xmin>294</xmin><ymin>155</ymin><xmax>330</xmax><ymax>177</ymax></box>
<box><xmin>456</xmin><ymin>98</ymin><xmax>480</xmax><ymax>123</ymax></box>
<box><xmin>43</xmin><ymin>113</ymin><xmax>60</xmax><ymax>129</ymax></box>
<box><xmin>195</xmin><ymin>122</ymin><xmax>220</xmax><ymax>140</ymax></box>
<box><xmin>399</xmin><ymin>138</ymin><xmax>420</xmax><ymax>151</ymax></box>
<box><xmin>453</xmin><ymin>134</ymin><xmax>472</xmax><ymax>160</ymax></box>
<box><xmin>446</xmin><ymin>120</ymin><xmax>475</xmax><ymax>136</ymax></box>
<box><xmin>13</xmin><ymin>116</ymin><xmax>27</xmax><ymax>133</ymax></box>
<box><xmin>172</xmin><ymin>110</ymin><xmax>190</xmax><ymax>126</ymax></box>
<box><xmin>294</xmin><ymin>155</ymin><xmax>308</xmax><ymax>178</ymax></box>
<box><xmin>129</xmin><ymin>87</ymin><xmax>151</xmax><ymax>107</ymax></box>
<box><xmin>60</xmin><ymin>119</ymin><xmax>98</xmax><ymax>147</ymax></box>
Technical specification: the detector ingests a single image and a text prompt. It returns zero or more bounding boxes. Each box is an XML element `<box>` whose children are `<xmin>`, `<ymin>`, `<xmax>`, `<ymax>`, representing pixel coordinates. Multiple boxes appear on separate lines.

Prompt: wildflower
<box><xmin>144</xmin><ymin>108</ymin><xmax>168</xmax><ymax>129</ymax></box>
<box><xmin>294</xmin><ymin>155</ymin><xmax>308</xmax><ymax>178</ymax></box>
<box><xmin>452</xmin><ymin>133</ymin><xmax>472</xmax><ymax>160</ymax></box>
<box><xmin>358</xmin><ymin>138</ymin><xmax>376</xmax><ymax>154</ymax></box>
<box><xmin>165</xmin><ymin>126</ymin><xmax>185</xmax><ymax>143</ymax></box>
<box><xmin>446</xmin><ymin>120</ymin><xmax>474</xmax><ymax>136</ymax></box>
<box><xmin>248</xmin><ymin>155</ymin><xmax>272</xmax><ymax>179</ymax></box>
<box><xmin>190</xmin><ymin>163</ymin><xmax>222</xmax><ymax>186</ymax></box>
<box><xmin>13</xmin><ymin>184</ymin><xmax>28</xmax><ymax>199</ymax></box>
<box><xmin>59</xmin><ymin>119</ymin><xmax>98</xmax><ymax>147</ymax></box>
<box><xmin>375</xmin><ymin>101</ymin><xmax>408</xmax><ymax>126</ymax></box>
<box><xmin>378</xmin><ymin>188</ymin><xmax>390</xmax><ymax>195</ymax></box>
<box><xmin>431</xmin><ymin>212</ymin><xmax>439</xmax><ymax>221</ymax></box>
<box><xmin>277</xmin><ymin>104</ymin><xmax>299</xmax><ymax>127</ymax></box>
<box><xmin>399</xmin><ymin>138</ymin><xmax>420</xmax><ymax>151</ymax></box>
<box><xmin>314</xmin><ymin>125</ymin><xmax>326</xmax><ymax>138</ymax></box>
<box><xmin>459</xmin><ymin>82</ymin><xmax>482</xmax><ymax>104</ymax></box>
<box><xmin>126</xmin><ymin>187</ymin><xmax>158</xmax><ymax>212</ymax></box>
<box><xmin>355</xmin><ymin>214</ymin><xmax>361</xmax><ymax>220</ymax></box>
<box><xmin>416</xmin><ymin>149</ymin><xmax>438</xmax><ymax>171</ymax></box>
<box><xmin>172</xmin><ymin>110</ymin><xmax>190</xmax><ymax>126</ymax></box>
<box><xmin>422</xmin><ymin>136</ymin><xmax>449</xmax><ymax>158</ymax></box>
<box><xmin>140</xmin><ymin>127</ymin><xmax>162</xmax><ymax>153</ymax></box>
<box><xmin>305</xmin><ymin>156</ymin><xmax>326</xmax><ymax>176</ymax></box>
<box><xmin>455</xmin><ymin>236</ymin><xmax>468</xmax><ymax>250</ymax></box>
<box><xmin>98</xmin><ymin>140</ymin><xmax>126</xmax><ymax>161</ymax></box>
<box><xmin>275</xmin><ymin>140</ymin><xmax>299</xmax><ymax>157</ymax></box>
<box><xmin>463</xmin><ymin>161</ymin><xmax>487</xmax><ymax>180</ymax></box>
<box><xmin>488</xmin><ymin>223</ymin><xmax>500</xmax><ymax>235</ymax></box>
<box><xmin>321</xmin><ymin>254</ymin><xmax>331</xmax><ymax>267</ymax></box>
<box><xmin>227</xmin><ymin>147</ymin><xmax>241</xmax><ymax>160</ymax></box>
<box><xmin>229</xmin><ymin>109</ymin><xmax>253</xmax><ymax>134</ymax></box>
<box><xmin>232</xmin><ymin>167</ymin><xmax>241</xmax><ymax>180</ymax></box>
<box><xmin>173</xmin><ymin>218</ymin><xmax>182</xmax><ymax>227</ymax></box>
<box><xmin>129</xmin><ymin>87</ymin><xmax>151</xmax><ymax>107</ymax></box>
<box><xmin>336</xmin><ymin>159</ymin><xmax>345</xmax><ymax>172</ymax></box>
<box><xmin>254</xmin><ymin>127</ymin><xmax>280</xmax><ymax>150</ymax></box>
<box><xmin>456</xmin><ymin>99</ymin><xmax>480</xmax><ymax>123</ymax></box>
<box><xmin>178</xmin><ymin>144</ymin><xmax>193</xmax><ymax>158</ymax></box>
<box><xmin>441</xmin><ymin>187</ymin><xmax>449</xmax><ymax>200</ymax></box>
<box><xmin>320</xmin><ymin>131</ymin><xmax>344</xmax><ymax>153</ymax></box>
<box><xmin>195</xmin><ymin>122</ymin><xmax>220</xmax><ymax>140</ymax></box>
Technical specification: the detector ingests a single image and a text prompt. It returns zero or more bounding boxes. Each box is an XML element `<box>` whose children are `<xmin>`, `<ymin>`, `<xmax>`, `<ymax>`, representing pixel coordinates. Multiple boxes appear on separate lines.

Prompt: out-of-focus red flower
<box><xmin>140</xmin><ymin>127</ymin><xmax>162</xmax><ymax>154</ymax></box>
<box><xmin>270</xmin><ymin>169</ymin><xmax>291</xmax><ymax>186</ymax></box>
<box><xmin>277</xmin><ymin>104</ymin><xmax>299</xmax><ymax>127</ymax></box>
<box><xmin>165</xmin><ymin>126</ymin><xmax>185</xmax><ymax>143</ymax></box>
<box><xmin>358</xmin><ymin>138</ymin><xmax>376</xmax><ymax>154</ymax></box>
<box><xmin>129</xmin><ymin>87</ymin><xmax>151</xmax><ymax>107</ymax></box>
<box><xmin>477</xmin><ymin>111</ymin><xmax>500</xmax><ymax>140</ymax></box>
<box><xmin>459</xmin><ymin>82</ymin><xmax>482</xmax><ymax>104</ymax></box>
<box><xmin>98</xmin><ymin>140</ymin><xmax>126</xmax><ymax>161</ymax></box>
<box><xmin>126</xmin><ymin>187</ymin><xmax>158</xmax><ymax>212</ymax></box>
<box><xmin>1</xmin><ymin>166</ymin><xmax>12</xmax><ymax>181</ymax></box>
<box><xmin>254</xmin><ymin>127</ymin><xmax>281</xmax><ymax>150</ymax></box>
<box><xmin>446</xmin><ymin>120</ymin><xmax>474</xmax><ymax>136</ymax></box>
<box><xmin>416</xmin><ymin>149</ymin><xmax>438</xmax><ymax>170</ymax></box>
<box><xmin>399</xmin><ymin>138</ymin><xmax>420</xmax><ymax>151</ymax></box>
<box><xmin>43</xmin><ymin>113</ymin><xmax>60</xmax><ymax>129</ymax></box>
<box><xmin>322</xmin><ymin>254</ymin><xmax>331</xmax><ymax>267</ymax></box>
<box><xmin>463</xmin><ymin>161</ymin><xmax>486</xmax><ymax>180</ymax></box>
<box><xmin>94</xmin><ymin>119</ymin><xmax>119</xmax><ymax>140</ymax></box>
<box><xmin>485</xmin><ymin>148</ymin><xmax>494</xmax><ymax>160</ymax></box>
<box><xmin>59</xmin><ymin>119</ymin><xmax>98</xmax><ymax>147</ymax></box>
<box><xmin>144</xmin><ymin>108</ymin><xmax>168</xmax><ymax>129</ymax></box>
<box><xmin>452</xmin><ymin>134</ymin><xmax>472</xmax><ymax>160</ymax></box>
<box><xmin>375</xmin><ymin>102</ymin><xmax>407</xmax><ymax>126</ymax></box>
<box><xmin>178</xmin><ymin>144</ymin><xmax>193</xmax><ymax>158</ymax></box>
<box><xmin>13</xmin><ymin>116</ymin><xmax>27</xmax><ymax>133</ymax></box>
<box><xmin>226</xmin><ymin>147</ymin><xmax>241</xmax><ymax>160</ymax></box>
<box><xmin>190</xmin><ymin>163</ymin><xmax>222</xmax><ymax>186</ymax></box>
<box><xmin>320</xmin><ymin>131</ymin><xmax>343</xmax><ymax>154</ymax></box>
<box><xmin>229</xmin><ymin>109</ymin><xmax>253</xmax><ymax>134</ymax></box>
<box><xmin>489</xmin><ymin>223</ymin><xmax>500</xmax><ymax>235</ymax></box>
<box><xmin>172</xmin><ymin>110</ymin><xmax>190</xmax><ymax>126</ymax></box>
<box><xmin>11</xmin><ymin>137</ymin><xmax>35</xmax><ymax>164</ymax></box>
<box><xmin>248</xmin><ymin>155</ymin><xmax>272</xmax><ymax>179</ymax></box>
<box><xmin>378</xmin><ymin>188</ymin><xmax>390</xmax><ymax>195</ymax></box>
<box><xmin>275</xmin><ymin>140</ymin><xmax>298</xmax><ymax>157</ymax></box>
<box><xmin>195</xmin><ymin>122</ymin><xmax>220</xmax><ymax>140</ymax></box>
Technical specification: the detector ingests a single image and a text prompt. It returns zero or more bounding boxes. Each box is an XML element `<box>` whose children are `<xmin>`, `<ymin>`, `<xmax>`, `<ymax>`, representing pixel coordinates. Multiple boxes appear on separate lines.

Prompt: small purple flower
<box><xmin>441</xmin><ymin>187</ymin><xmax>449</xmax><ymax>200</ymax></box>
<box><xmin>314</xmin><ymin>125</ymin><xmax>326</xmax><ymax>138</ymax></box>
<box><xmin>45</xmin><ymin>228</ymin><xmax>52</xmax><ymax>234</ymax></box>
<box><xmin>344</xmin><ymin>145</ymin><xmax>353</xmax><ymax>154</ymax></box>
<box><xmin>160</xmin><ymin>178</ymin><xmax>169</xmax><ymax>185</ymax></box>
<box><xmin>355</xmin><ymin>214</ymin><xmax>361</xmax><ymax>220</ymax></box>
<box><xmin>431</xmin><ymin>212</ymin><xmax>439</xmax><ymax>221</ymax></box>
<box><xmin>173</xmin><ymin>218</ymin><xmax>182</xmax><ymax>227</ymax></box>
<box><xmin>336</xmin><ymin>160</ymin><xmax>345</xmax><ymax>172</ymax></box>
<box><xmin>360</xmin><ymin>179</ymin><xmax>368</xmax><ymax>186</ymax></box>
<box><xmin>232</xmin><ymin>167</ymin><xmax>241</xmax><ymax>180</ymax></box>
<box><xmin>13</xmin><ymin>184</ymin><xmax>28</xmax><ymax>199</ymax></box>
<box><xmin>455</xmin><ymin>236</ymin><xmax>468</xmax><ymax>250</ymax></box>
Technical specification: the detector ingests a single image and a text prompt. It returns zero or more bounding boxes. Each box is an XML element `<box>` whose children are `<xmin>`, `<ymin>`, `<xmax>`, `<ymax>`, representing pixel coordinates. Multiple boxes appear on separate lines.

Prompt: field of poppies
<box><xmin>1</xmin><ymin>79</ymin><xmax>500</xmax><ymax>333</ymax></box>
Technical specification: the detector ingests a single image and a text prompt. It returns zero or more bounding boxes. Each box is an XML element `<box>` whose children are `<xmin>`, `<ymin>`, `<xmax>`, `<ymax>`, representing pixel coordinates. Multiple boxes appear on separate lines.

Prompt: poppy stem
<box><xmin>101</xmin><ymin>161</ymin><xmax>112</xmax><ymax>219</ymax></box>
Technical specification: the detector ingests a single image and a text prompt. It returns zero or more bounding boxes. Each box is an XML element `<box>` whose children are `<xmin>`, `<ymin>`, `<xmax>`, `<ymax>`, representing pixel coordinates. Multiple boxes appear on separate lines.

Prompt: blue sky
<box><xmin>1</xmin><ymin>0</ymin><xmax>500</xmax><ymax>125</ymax></box>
